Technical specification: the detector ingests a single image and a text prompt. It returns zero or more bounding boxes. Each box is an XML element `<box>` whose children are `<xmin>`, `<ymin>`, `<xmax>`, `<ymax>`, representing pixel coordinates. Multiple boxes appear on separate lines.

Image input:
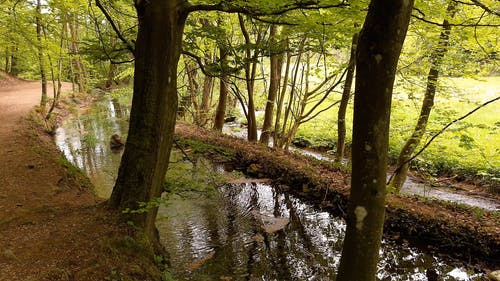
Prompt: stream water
<box><xmin>54</xmin><ymin>97</ymin><xmax>489</xmax><ymax>280</ymax></box>
<box><xmin>222</xmin><ymin>123</ymin><xmax>499</xmax><ymax>211</ymax></box>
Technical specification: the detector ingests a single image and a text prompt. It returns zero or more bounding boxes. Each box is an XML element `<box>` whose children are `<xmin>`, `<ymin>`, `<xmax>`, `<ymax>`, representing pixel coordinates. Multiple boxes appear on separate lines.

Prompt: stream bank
<box><xmin>53</xmin><ymin>95</ymin><xmax>499</xmax><ymax>279</ymax></box>
<box><xmin>175</xmin><ymin>122</ymin><xmax>500</xmax><ymax>269</ymax></box>
<box><xmin>0</xmin><ymin>79</ymin><xmax>162</xmax><ymax>280</ymax></box>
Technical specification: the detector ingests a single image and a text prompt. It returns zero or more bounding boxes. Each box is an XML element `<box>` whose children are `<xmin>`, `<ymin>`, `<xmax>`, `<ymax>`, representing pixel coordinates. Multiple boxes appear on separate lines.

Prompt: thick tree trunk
<box><xmin>36</xmin><ymin>0</ymin><xmax>47</xmax><ymax>109</ymax></box>
<box><xmin>389</xmin><ymin>2</ymin><xmax>456</xmax><ymax>192</ymax></box>
<box><xmin>10</xmin><ymin>46</ymin><xmax>19</xmax><ymax>76</ymax></box>
<box><xmin>336</xmin><ymin>0</ymin><xmax>413</xmax><ymax>280</ymax></box>
<box><xmin>110</xmin><ymin>0</ymin><xmax>187</xmax><ymax>243</ymax></box>
<box><xmin>336</xmin><ymin>32</ymin><xmax>358</xmax><ymax>164</ymax></box>
<box><xmin>260</xmin><ymin>25</ymin><xmax>282</xmax><ymax>146</ymax></box>
<box><xmin>213</xmin><ymin>46</ymin><xmax>228</xmax><ymax>131</ymax></box>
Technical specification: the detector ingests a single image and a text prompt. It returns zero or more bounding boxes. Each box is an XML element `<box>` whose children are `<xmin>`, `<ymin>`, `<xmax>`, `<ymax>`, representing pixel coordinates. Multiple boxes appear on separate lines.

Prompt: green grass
<box><xmin>294</xmin><ymin>76</ymin><xmax>500</xmax><ymax>184</ymax></box>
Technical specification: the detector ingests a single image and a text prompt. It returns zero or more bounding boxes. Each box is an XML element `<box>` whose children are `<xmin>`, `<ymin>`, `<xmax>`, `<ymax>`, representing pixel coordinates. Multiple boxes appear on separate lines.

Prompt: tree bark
<box><xmin>213</xmin><ymin>46</ymin><xmax>228</xmax><ymax>131</ymax></box>
<box><xmin>336</xmin><ymin>0</ymin><xmax>413</xmax><ymax>280</ymax></box>
<box><xmin>10</xmin><ymin>46</ymin><xmax>19</xmax><ymax>76</ymax></box>
<box><xmin>110</xmin><ymin>0</ymin><xmax>187</xmax><ymax>243</ymax></box>
<box><xmin>335</xmin><ymin>32</ymin><xmax>358</xmax><ymax>164</ymax></box>
<box><xmin>238</xmin><ymin>14</ymin><xmax>258</xmax><ymax>142</ymax></box>
<box><xmin>36</xmin><ymin>0</ymin><xmax>48</xmax><ymax>109</ymax></box>
<box><xmin>260</xmin><ymin>24</ymin><xmax>282</xmax><ymax>146</ymax></box>
<box><xmin>198</xmin><ymin>74</ymin><xmax>213</xmax><ymax>127</ymax></box>
<box><xmin>4</xmin><ymin>49</ymin><xmax>10</xmax><ymax>72</ymax></box>
<box><xmin>68</xmin><ymin>13</ymin><xmax>87</xmax><ymax>93</ymax></box>
<box><xmin>389</xmin><ymin>2</ymin><xmax>457</xmax><ymax>192</ymax></box>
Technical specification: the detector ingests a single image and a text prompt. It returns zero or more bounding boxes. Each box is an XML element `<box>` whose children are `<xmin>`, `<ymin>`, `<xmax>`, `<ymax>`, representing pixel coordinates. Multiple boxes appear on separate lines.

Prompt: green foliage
<box><xmin>164</xmin><ymin>152</ymin><xmax>226</xmax><ymax>195</ymax></box>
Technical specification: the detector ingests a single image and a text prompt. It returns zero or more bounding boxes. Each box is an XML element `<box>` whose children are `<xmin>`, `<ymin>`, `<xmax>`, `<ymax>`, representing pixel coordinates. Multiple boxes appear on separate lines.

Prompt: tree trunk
<box><xmin>238</xmin><ymin>14</ymin><xmax>258</xmax><ymax>142</ymax></box>
<box><xmin>68</xmin><ymin>13</ymin><xmax>86</xmax><ymax>93</ymax></box>
<box><xmin>336</xmin><ymin>32</ymin><xmax>358</xmax><ymax>164</ymax></box>
<box><xmin>110</xmin><ymin>0</ymin><xmax>187</xmax><ymax>244</ymax></box>
<box><xmin>336</xmin><ymin>0</ymin><xmax>413</xmax><ymax>280</ymax></box>
<box><xmin>198</xmin><ymin>74</ymin><xmax>213</xmax><ymax>127</ymax></box>
<box><xmin>213</xmin><ymin>46</ymin><xmax>228</xmax><ymax>131</ymax></box>
<box><xmin>4</xmin><ymin>49</ymin><xmax>9</xmax><ymax>72</ymax></box>
<box><xmin>389</xmin><ymin>2</ymin><xmax>456</xmax><ymax>192</ymax></box>
<box><xmin>260</xmin><ymin>24</ymin><xmax>282</xmax><ymax>146</ymax></box>
<box><xmin>36</xmin><ymin>0</ymin><xmax>48</xmax><ymax>109</ymax></box>
<box><xmin>273</xmin><ymin>43</ymin><xmax>290</xmax><ymax>145</ymax></box>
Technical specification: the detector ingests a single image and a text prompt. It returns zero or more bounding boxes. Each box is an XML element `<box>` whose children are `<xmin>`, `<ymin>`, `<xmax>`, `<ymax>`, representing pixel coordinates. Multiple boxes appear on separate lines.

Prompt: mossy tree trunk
<box><xmin>335</xmin><ymin>32</ymin><xmax>358</xmax><ymax>164</ymax></box>
<box><xmin>336</xmin><ymin>0</ymin><xmax>413</xmax><ymax>280</ymax></box>
<box><xmin>109</xmin><ymin>0</ymin><xmax>187</xmax><ymax>243</ymax></box>
<box><xmin>389</xmin><ymin>2</ymin><xmax>457</xmax><ymax>192</ymax></box>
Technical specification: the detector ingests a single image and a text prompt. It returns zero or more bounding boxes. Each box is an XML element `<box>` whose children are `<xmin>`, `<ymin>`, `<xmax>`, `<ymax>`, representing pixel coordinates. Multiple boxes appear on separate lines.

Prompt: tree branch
<box><xmin>387</xmin><ymin>95</ymin><xmax>500</xmax><ymax>184</ymax></box>
<box><xmin>185</xmin><ymin>0</ymin><xmax>349</xmax><ymax>15</ymax></box>
<box><xmin>95</xmin><ymin>0</ymin><xmax>135</xmax><ymax>55</ymax></box>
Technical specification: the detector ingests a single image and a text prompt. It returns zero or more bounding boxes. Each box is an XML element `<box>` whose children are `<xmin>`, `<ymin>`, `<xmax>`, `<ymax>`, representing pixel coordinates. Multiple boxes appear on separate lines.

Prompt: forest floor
<box><xmin>0</xmin><ymin>74</ymin><xmax>160</xmax><ymax>281</ymax></box>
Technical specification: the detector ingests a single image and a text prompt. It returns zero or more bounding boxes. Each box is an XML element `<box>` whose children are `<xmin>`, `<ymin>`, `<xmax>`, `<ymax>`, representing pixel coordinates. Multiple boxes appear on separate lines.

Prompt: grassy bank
<box><xmin>293</xmin><ymin>76</ymin><xmax>500</xmax><ymax>186</ymax></box>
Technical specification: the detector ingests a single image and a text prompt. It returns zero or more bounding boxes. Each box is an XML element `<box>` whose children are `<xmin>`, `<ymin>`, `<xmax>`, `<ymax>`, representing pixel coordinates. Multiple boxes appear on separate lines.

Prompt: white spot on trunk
<box><xmin>375</xmin><ymin>54</ymin><xmax>383</xmax><ymax>64</ymax></box>
<box><xmin>365</xmin><ymin>144</ymin><xmax>372</xmax><ymax>151</ymax></box>
<box><xmin>372</xmin><ymin>179</ymin><xmax>377</xmax><ymax>183</ymax></box>
<box><xmin>355</xmin><ymin>206</ymin><xmax>368</xmax><ymax>230</ymax></box>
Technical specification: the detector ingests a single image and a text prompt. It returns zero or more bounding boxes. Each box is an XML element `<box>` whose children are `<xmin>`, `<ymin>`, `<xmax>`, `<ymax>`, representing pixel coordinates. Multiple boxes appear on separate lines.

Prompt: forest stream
<box><xmin>54</xmin><ymin>96</ymin><xmax>493</xmax><ymax>280</ymax></box>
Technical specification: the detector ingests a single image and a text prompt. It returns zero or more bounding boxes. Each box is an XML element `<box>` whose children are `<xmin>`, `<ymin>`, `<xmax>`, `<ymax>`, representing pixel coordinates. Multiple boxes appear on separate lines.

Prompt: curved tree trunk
<box><xmin>110</xmin><ymin>0</ymin><xmax>187</xmax><ymax>243</ymax></box>
<box><xmin>335</xmin><ymin>32</ymin><xmax>358</xmax><ymax>164</ymax></box>
<box><xmin>336</xmin><ymin>0</ymin><xmax>413</xmax><ymax>280</ymax></box>
<box><xmin>389</xmin><ymin>2</ymin><xmax>456</xmax><ymax>192</ymax></box>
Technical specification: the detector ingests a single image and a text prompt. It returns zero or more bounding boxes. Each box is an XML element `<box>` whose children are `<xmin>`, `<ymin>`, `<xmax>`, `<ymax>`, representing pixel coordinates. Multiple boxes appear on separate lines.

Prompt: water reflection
<box><xmin>158</xmin><ymin>183</ymin><xmax>483</xmax><ymax>281</ymax></box>
<box><xmin>54</xmin><ymin>96</ymin><xmax>485</xmax><ymax>280</ymax></box>
<box><xmin>55</xmin><ymin>97</ymin><xmax>130</xmax><ymax>197</ymax></box>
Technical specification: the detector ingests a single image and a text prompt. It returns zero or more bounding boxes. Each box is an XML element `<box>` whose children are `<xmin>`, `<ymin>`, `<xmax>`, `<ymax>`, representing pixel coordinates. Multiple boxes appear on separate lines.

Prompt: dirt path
<box><xmin>0</xmin><ymin>78</ymin><xmax>159</xmax><ymax>280</ymax></box>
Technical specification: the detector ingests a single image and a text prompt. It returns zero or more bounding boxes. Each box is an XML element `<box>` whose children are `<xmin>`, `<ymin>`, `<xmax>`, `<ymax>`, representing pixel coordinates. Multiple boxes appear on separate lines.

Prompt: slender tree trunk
<box><xmin>238</xmin><ymin>14</ymin><xmax>258</xmax><ymax>142</ymax></box>
<box><xmin>4</xmin><ymin>49</ymin><xmax>9</xmax><ymax>72</ymax></box>
<box><xmin>198</xmin><ymin>74</ymin><xmax>213</xmax><ymax>126</ymax></box>
<box><xmin>336</xmin><ymin>32</ymin><xmax>358</xmax><ymax>164</ymax></box>
<box><xmin>106</xmin><ymin>63</ymin><xmax>116</xmax><ymax>88</ymax></box>
<box><xmin>213</xmin><ymin>46</ymin><xmax>228</xmax><ymax>131</ymax></box>
<box><xmin>278</xmin><ymin>44</ymin><xmax>303</xmax><ymax>148</ymax></box>
<box><xmin>47</xmin><ymin>22</ymin><xmax>67</xmax><ymax>118</ymax></box>
<box><xmin>36</xmin><ymin>0</ymin><xmax>48</xmax><ymax>109</ymax></box>
<box><xmin>273</xmin><ymin>44</ymin><xmax>290</xmax><ymax>146</ymax></box>
<box><xmin>260</xmin><ymin>25</ymin><xmax>282</xmax><ymax>145</ymax></box>
<box><xmin>336</xmin><ymin>0</ymin><xmax>413</xmax><ymax>280</ymax></box>
<box><xmin>68</xmin><ymin>13</ymin><xmax>86</xmax><ymax>93</ymax></box>
<box><xmin>110</xmin><ymin>0</ymin><xmax>187</xmax><ymax>244</ymax></box>
<box><xmin>389</xmin><ymin>2</ymin><xmax>456</xmax><ymax>192</ymax></box>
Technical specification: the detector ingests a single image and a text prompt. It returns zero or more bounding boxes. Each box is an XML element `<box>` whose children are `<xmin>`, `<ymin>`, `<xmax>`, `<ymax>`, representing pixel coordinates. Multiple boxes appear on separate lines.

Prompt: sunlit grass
<box><xmin>295</xmin><ymin>76</ymin><xmax>500</xmax><ymax>181</ymax></box>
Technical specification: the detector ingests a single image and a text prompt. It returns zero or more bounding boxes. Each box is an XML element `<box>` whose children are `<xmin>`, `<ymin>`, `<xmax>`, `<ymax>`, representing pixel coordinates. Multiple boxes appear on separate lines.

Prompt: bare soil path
<box><xmin>0</xmin><ymin>76</ymin><xmax>158</xmax><ymax>280</ymax></box>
